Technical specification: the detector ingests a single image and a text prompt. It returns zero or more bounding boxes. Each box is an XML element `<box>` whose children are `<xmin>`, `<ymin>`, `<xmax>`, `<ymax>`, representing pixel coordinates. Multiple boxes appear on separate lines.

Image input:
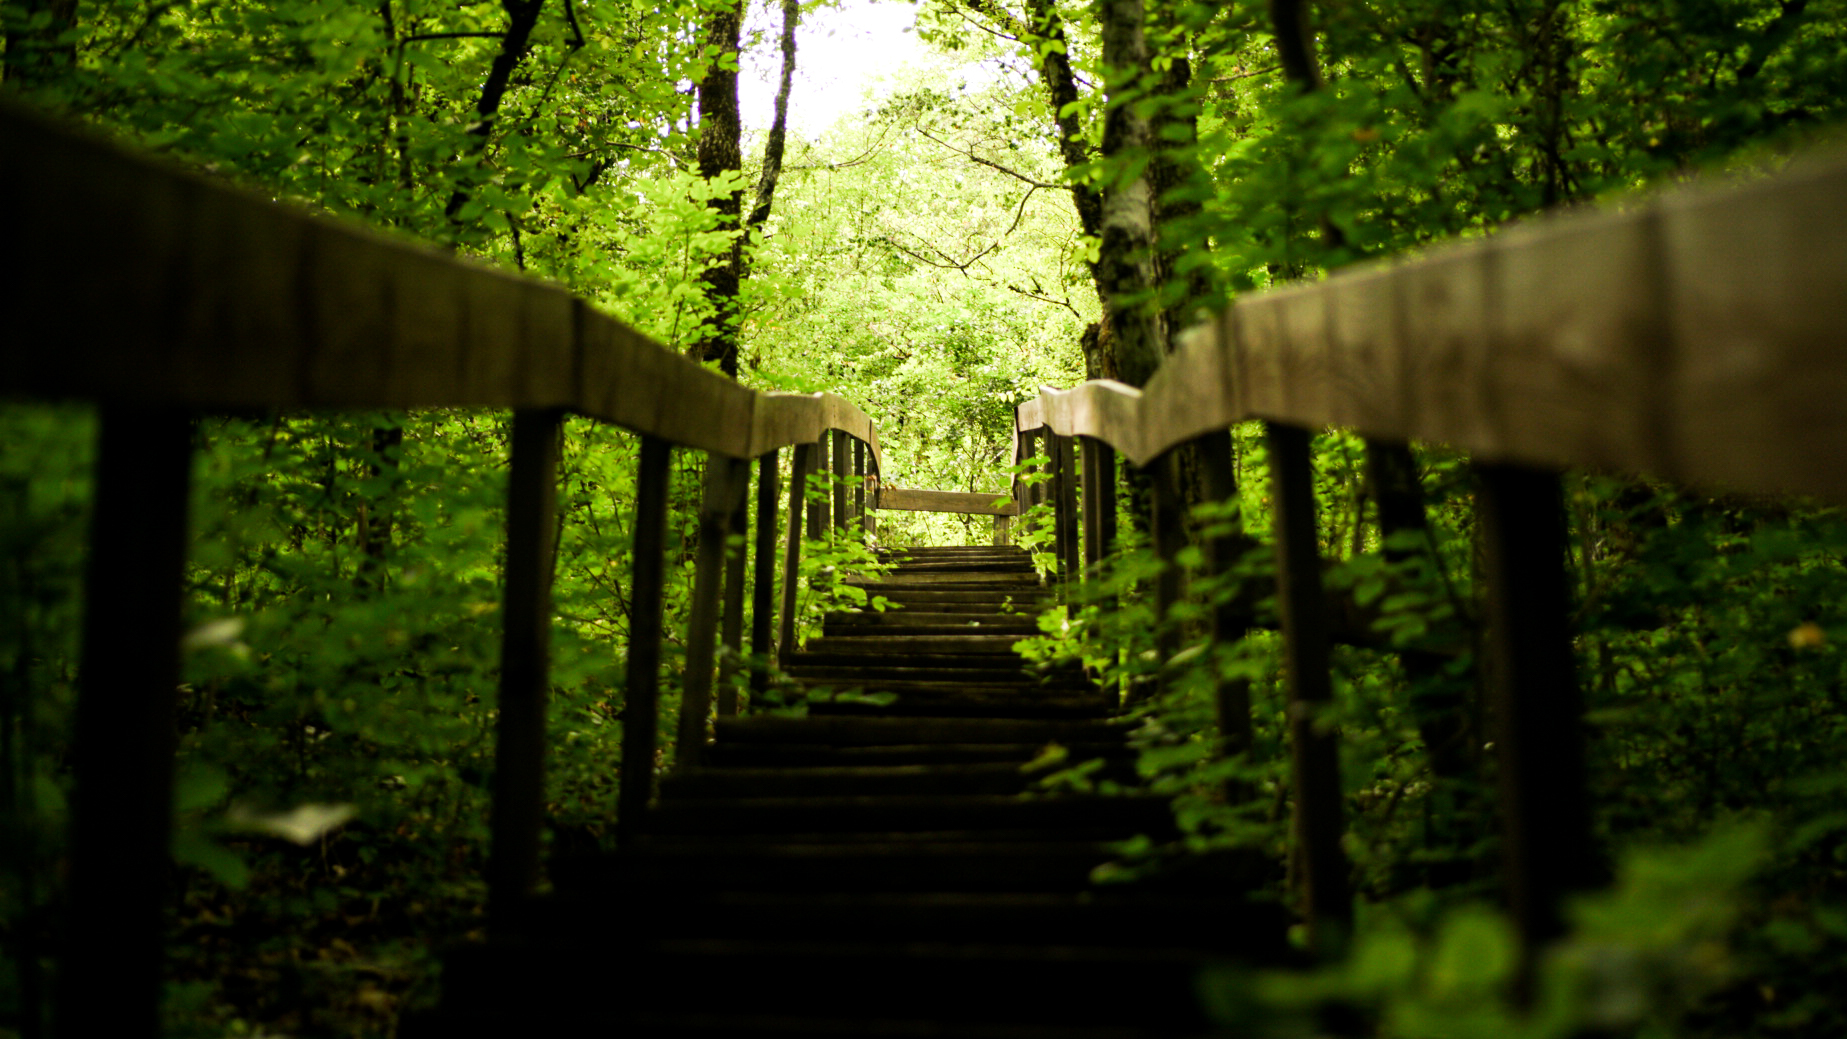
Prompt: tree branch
<box><xmin>916</xmin><ymin>127</ymin><xmax>1062</xmax><ymax>188</ymax></box>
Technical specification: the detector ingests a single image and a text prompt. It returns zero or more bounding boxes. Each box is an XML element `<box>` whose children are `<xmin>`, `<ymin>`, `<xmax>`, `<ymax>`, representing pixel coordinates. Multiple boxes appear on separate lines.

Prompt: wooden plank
<box><xmin>854</xmin><ymin>439</ymin><xmax>868</xmax><ymax>534</ymax></box>
<box><xmin>1196</xmin><ymin>430</ymin><xmax>1253</xmax><ymax>758</ymax></box>
<box><xmin>617</xmin><ymin>435</ymin><xmax>673</xmax><ymax>843</ymax></box>
<box><xmin>1054</xmin><ymin>434</ymin><xmax>1079</xmax><ymax>584</ymax></box>
<box><xmin>1266</xmin><ymin>421</ymin><xmax>1351</xmax><ymax>949</ymax></box>
<box><xmin>1134</xmin><ymin>325</ymin><xmax>1238</xmax><ymax>462</ymax></box>
<box><xmin>0</xmin><ymin>103</ymin><xmax>892</xmax><ymax>470</ymax></box>
<box><xmin>488</xmin><ymin>408</ymin><xmax>563</xmax><ymax>934</ymax></box>
<box><xmin>676</xmin><ymin>454</ymin><xmax>753</xmax><ymax>770</ymax></box>
<box><xmin>749</xmin><ymin>451</ymin><xmax>779</xmax><ymax>706</ymax></box>
<box><xmin>780</xmin><ymin>444</ymin><xmax>816</xmax><ymax>663</ymax></box>
<box><xmin>60</xmin><ymin>407</ymin><xmax>192</xmax><ymax>1039</ymax></box>
<box><xmin>1144</xmin><ymin>450</ymin><xmax>1186</xmax><ymax>706</ymax></box>
<box><xmin>877</xmin><ymin>487</ymin><xmax>1016</xmax><ymax>516</ymax></box>
<box><xmin>1325</xmin><ymin>264</ymin><xmax>1407</xmax><ymax>436</ymax></box>
<box><xmin>717</xmin><ymin>460</ymin><xmax>751</xmax><ymax>718</ymax></box>
<box><xmin>832</xmin><ymin>430</ymin><xmax>849</xmax><ymax>535</ymax></box>
<box><xmin>1662</xmin><ymin>156</ymin><xmax>1847</xmax><ymax>501</ymax></box>
<box><xmin>1476</xmin><ymin>463</ymin><xmax>1596</xmax><ymax>989</ymax></box>
<box><xmin>1487</xmin><ymin>211</ymin><xmax>1671</xmax><ymax>472</ymax></box>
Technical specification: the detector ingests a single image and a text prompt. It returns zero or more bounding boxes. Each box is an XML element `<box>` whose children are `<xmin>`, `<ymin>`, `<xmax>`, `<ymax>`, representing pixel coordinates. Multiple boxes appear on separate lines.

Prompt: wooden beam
<box><xmin>877</xmin><ymin>487</ymin><xmax>1017</xmax><ymax>516</ymax></box>
<box><xmin>779</xmin><ymin>444</ymin><xmax>815</xmax><ymax>664</ymax></box>
<box><xmin>1477</xmin><ymin>462</ymin><xmax>1597</xmax><ymax>993</ymax></box>
<box><xmin>716</xmin><ymin>457</ymin><xmax>751</xmax><ymax>718</ymax></box>
<box><xmin>676</xmin><ymin>454</ymin><xmax>753</xmax><ymax>770</ymax></box>
<box><xmin>1267</xmin><ymin>421</ymin><xmax>1352</xmax><ymax>951</ymax></box>
<box><xmin>831</xmin><ymin>429</ymin><xmax>849</xmax><ymax>536</ymax></box>
<box><xmin>748</xmin><ymin>450</ymin><xmax>779</xmax><ymax>707</ymax></box>
<box><xmin>488</xmin><ymin>407</ymin><xmax>563</xmax><ymax>935</ymax></box>
<box><xmin>58</xmin><ymin>406</ymin><xmax>192</xmax><ymax>1039</ymax></box>
<box><xmin>0</xmin><ymin>102</ymin><xmax>891</xmax><ymax>472</ymax></box>
<box><xmin>616</xmin><ymin>435</ymin><xmax>672</xmax><ymax>844</ymax></box>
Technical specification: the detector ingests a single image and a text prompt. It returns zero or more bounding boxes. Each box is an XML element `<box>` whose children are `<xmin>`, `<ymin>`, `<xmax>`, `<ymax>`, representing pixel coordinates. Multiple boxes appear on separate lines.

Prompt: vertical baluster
<box><xmin>1054</xmin><ymin>433</ymin><xmax>1079</xmax><ymax>588</ymax></box>
<box><xmin>831</xmin><ymin>429</ymin><xmax>849</xmax><ymax>537</ymax></box>
<box><xmin>1476</xmin><ymin>462</ymin><xmax>1594</xmax><ymax>989</ymax></box>
<box><xmin>809</xmin><ymin>433</ymin><xmax>829</xmax><ymax>536</ymax></box>
<box><xmin>716</xmin><ymin>458</ymin><xmax>751</xmax><ymax>718</ymax></box>
<box><xmin>854</xmin><ymin>439</ymin><xmax>867</xmax><ymax>535</ymax></box>
<box><xmin>488</xmin><ymin>407</ymin><xmax>564</xmax><ymax>935</ymax></box>
<box><xmin>676</xmin><ymin>454</ymin><xmax>753</xmax><ymax>771</ymax></box>
<box><xmin>779</xmin><ymin>443</ymin><xmax>816</xmax><ymax>665</ymax></box>
<box><xmin>748</xmin><ymin>450</ymin><xmax>779</xmax><ymax>707</ymax></box>
<box><xmin>58</xmin><ymin>406</ymin><xmax>192</xmax><ymax>1039</ymax></box>
<box><xmin>1139</xmin><ymin>451</ymin><xmax>1185</xmax><ymax>705</ymax></box>
<box><xmin>1197</xmin><ymin>430</ymin><xmax>1254</xmax><ymax>757</ymax></box>
<box><xmin>1267</xmin><ymin>421</ymin><xmax>1351</xmax><ymax>949</ymax></box>
<box><xmin>992</xmin><ymin>513</ymin><xmax>1010</xmax><ymax>546</ymax></box>
<box><xmin>617</xmin><ymin>435</ymin><xmax>672</xmax><ymax>844</ymax></box>
<box><xmin>1081</xmin><ymin>438</ymin><xmax>1103</xmax><ymax>577</ymax></box>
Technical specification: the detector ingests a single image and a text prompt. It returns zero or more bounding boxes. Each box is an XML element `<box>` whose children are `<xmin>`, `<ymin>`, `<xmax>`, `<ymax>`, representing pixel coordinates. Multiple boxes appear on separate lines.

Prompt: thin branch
<box><xmin>1006</xmin><ymin>283</ymin><xmax>1082</xmax><ymax>318</ymax></box>
<box><xmin>916</xmin><ymin>127</ymin><xmax>1062</xmax><ymax>188</ymax></box>
<box><xmin>401</xmin><ymin>31</ymin><xmax>506</xmax><ymax>45</ymax></box>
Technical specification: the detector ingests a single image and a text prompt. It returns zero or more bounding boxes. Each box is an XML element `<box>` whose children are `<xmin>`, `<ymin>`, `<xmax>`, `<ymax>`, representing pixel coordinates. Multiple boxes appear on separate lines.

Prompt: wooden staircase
<box><xmin>414</xmin><ymin>545</ymin><xmax>1285</xmax><ymax>1037</ymax></box>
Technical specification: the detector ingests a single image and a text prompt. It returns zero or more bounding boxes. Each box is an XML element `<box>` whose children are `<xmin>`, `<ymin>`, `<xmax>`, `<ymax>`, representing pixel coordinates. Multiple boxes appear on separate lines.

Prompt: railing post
<box><xmin>779</xmin><ymin>443</ymin><xmax>816</xmax><ymax>665</ymax></box>
<box><xmin>1140</xmin><ymin>450</ymin><xmax>1186</xmax><ymax>705</ymax></box>
<box><xmin>617</xmin><ymin>435</ymin><xmax>672</xmax><ymax>844</ymax></box>
<box><xmin>1054</xmin><ymin>433</ymin><xmax>1079</xmax><ymax>589</ymax></box>
<box><xmin>831</xmin><ymin>429</ymin><xmax>849</xmax><ymax>537</ymax></box>
<box><xmin>808</xmin><ymin>434</ymin><xmax>829</xmax><ymax>536</ymax></box>
<box><xmin>716</xmin><ymin>457</ymin><xmax>751</xmax><ymax>718</ymax></box>
<box><xmin>488</xmin><ymin>407</ymin><xmax>564</xmax><ymax>936</ymax></box>
<box><xmin>1197</xmin><ymin>430</ymin><xmax>1254</xmax><ymax>757</ymax></box>
<box><xmin>676</xmin><ymin>454</ymin><xmax>753</xmax><ymax>771</ymax></box>
<box><xmin>1476</xmin><ymin>462</ymin><xmax>1595</xmax><ymax>991</ymax></box>
<box><xmin>1267</xmin><ymin>421</ymin><xmax>1352</xmax><ymax>951</ymax></box>
<box><xmin>853</xmin><ymin>438</ymin><xmax>867</xmax><ymax>535</ymax></box>
<box><xmin>1015</xmin><ymin>428</ymin><xmax>1038</xmax><ymax>539</ymax></box>
<box><xmin>992</xmin><ymin>513</ymin><xmax>1010</xmax><ymax>546</ymax></box>
<box><xmin>57</xmin><ymin>406</ymin><xmax>192</xmax><ymax>1039</ymax></box>
<box><xmin>748</xmin><ymin>449</ymin><xmax>779</xmax><ymax>707</ymax></box>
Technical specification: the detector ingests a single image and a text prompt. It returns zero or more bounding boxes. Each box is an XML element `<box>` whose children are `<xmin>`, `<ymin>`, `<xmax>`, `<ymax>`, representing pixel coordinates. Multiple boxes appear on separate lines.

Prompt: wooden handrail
<box><xmin>1018</xmin><ymin>144</ymin><xmax>1847</xmax><ymax>507</ymax></box>
<box><xmin>3</xmin><ymin>98</ymin><xmax>905</xmax><ymax>1038</ymax></box>
<box><xmin>0</xmin><ymin>99</ymin><xmax>881</xmax><ymax>469</ymax></box>
<box><xmin>876</xmin><ymin>486</ymin><xmax>1016</xmax><ymax>516</ymax></box>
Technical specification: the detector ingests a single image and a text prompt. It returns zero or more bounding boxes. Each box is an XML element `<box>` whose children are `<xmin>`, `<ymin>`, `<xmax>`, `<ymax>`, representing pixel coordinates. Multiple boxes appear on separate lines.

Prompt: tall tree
<box><xmin>688</xmin><ymin>0</ymin><xmax>800</xmax><ymax>379</ymax></box>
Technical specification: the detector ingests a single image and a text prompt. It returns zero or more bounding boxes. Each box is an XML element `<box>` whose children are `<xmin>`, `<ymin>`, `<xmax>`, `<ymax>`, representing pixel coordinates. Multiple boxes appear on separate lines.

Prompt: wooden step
<box><xmin>853</xmin><ymin>574</ymin><xmax>1043</xmax><ymax>588</ymax></box>
<box><xmin>805</xmin><ymin>693</ymin><xmax>1110</xmax><ymax>720</ymax></box>
<box><xmin>531</xmin><ymin>890</ymin><xmax>1287</xmax><ymax>954</ymax></box>
<box><xmin>859</xmin><ymin>590</ymin><xmax>1046</xmax><ymax>606</ymax></box>
<box><xmin>641</xmin><ymin>794</ymin><xmax>1176</xmax><ymax>837</ymax></box>
<box><xmin>802</xmin><ymin>635</ymin><xmax>1028</xmax><ymax>656</ymax></box>
<box><xmin>429</xmin><ymin>938</ymin><xmax>1225</xmax><ymax>1032</ymax></box>
<box><xmin>573</xmin><ymin>840</ymin><xmax>1129</xmax><ymax>892</ymax></box>
<box><xmin>826</xmin><ymin>611</ymin><xmax>1040</xmax><ymax>630</ymax></box>
<box><xmin>661</xmin><ymin>762</ymin><xmax>1055</xmax><ymax>798</ymax></box>
<box><xmin>714</xmin><ymin>716</ymin><xmax>1135</xmax><ymax>747</ymax></box>
<box><xmin>703</xmin><ymin>741</ymin><xmax>1135</xmax><ymax>768</ymax></box>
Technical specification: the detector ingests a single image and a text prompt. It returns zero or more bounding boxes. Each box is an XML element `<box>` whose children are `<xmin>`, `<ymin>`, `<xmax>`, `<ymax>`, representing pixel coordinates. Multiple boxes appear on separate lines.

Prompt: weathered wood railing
<box><xmin>0</xmin><ymin>100</ymin><xmax>888</xmax><ymax>1038</ymax></box>
<box><xmin>1016</xmin><ymin>146</ymin><xmax>1847</xmax><ymax>960</ymax></box>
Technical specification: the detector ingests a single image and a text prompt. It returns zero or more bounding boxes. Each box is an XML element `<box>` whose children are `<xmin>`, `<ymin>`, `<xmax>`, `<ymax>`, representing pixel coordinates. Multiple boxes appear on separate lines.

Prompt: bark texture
<box><xmin>1094</xmin><ymin>0</ymin><xmax>1166</xmax><ymax>388</ymax></box>
<box><xmin>688</xmin><ymin>0</ymin><xmax>747</xmax><ymax>377</ymax></box>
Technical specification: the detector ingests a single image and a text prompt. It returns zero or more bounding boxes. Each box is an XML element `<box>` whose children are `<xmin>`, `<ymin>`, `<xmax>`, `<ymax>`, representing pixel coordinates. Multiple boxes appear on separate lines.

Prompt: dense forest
<box><xmin>4</xmin><ymin>0</ymin><xmax>1847</xmax><ymax>1035</ymax></box>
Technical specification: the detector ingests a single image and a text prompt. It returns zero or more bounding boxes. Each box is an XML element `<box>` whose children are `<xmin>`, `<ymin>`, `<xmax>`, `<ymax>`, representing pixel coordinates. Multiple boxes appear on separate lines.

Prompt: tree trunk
<box><xmin>1094</xmin><ymin>0</ymin><xmax>1165</xmax><ymax>388</ymax></box>
<box><xmin>444</xmin><ymin>0</ymin><xmax>548</xmax><ymax>222</ymax></box>
<box><xmin>687</xmin><ymin>0</ymin><xmax>747</xmax><ymax>377</ymax></box>
<box><xmin>747</xmin><ymin>0</ymin><xmax>802</xmax><ymax>234</ymax></box>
